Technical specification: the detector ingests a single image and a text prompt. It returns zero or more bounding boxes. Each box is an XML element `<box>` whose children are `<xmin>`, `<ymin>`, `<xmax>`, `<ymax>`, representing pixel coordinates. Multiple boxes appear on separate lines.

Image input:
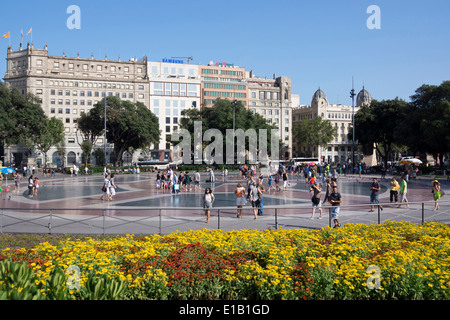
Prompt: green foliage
<box><xmin>0</xmin><ymin>259</ymin><xmax>43</xmax><ymax>300</ymax></box>
<box><xmin>34</xmin><ymin>117</ymin><xmax>65</xmax><ymax>167</ymax></box>
<box><xmin>355</xmin><ymin>98</ymin><xmax>409</xmax><ymax>165</ymax></box>
<box><xmin>293</xmin><ymin>117</ymin><xmax>336</xmax><ymax>157</ymax></box>
<box><xmin>409</xmin><ymin>81</ymin><xmax>450</xmax><ymax>162</ymax></box>
<box><xmin>179</xmin><ymin>99</ymin><xmax>281</xmax><ymax>162</ymax></box>
<box><xmin>80</xmin><ymin>274</ymin><xmax>127</xmax><ymax>300</ymax></box>
<box><xmin>80</xmin><ymin>140</ymin><xmax>93</xmax><ymax>167</ymax></box>
<box><xmin>354</xmin><ymin>81</ymin><xmax>450</xmax><ymax>164</ymax></box>
<box><xmin>0</xmin><ymin>83</ymin><xmax>47</xmax><ymax>147</ymax></box>
<box><xmin>78</xmin><ymin>97</ymin><xmax>160</xmax><ymax>167</ymax></box>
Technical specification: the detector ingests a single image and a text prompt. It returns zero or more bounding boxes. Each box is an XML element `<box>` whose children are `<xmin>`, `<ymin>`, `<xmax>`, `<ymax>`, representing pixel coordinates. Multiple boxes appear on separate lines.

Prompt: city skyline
<box><xmin>1</xmin><ymin>0</ymin><xmax>449</xmax><ymax>105</ymax></box>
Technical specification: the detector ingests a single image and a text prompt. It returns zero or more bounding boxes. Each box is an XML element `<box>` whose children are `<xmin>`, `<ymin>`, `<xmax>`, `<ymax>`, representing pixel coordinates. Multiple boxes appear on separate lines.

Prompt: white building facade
<box><xmin>292</xmin><ymin>87</ymin><xmax>373</xmax><ymax>164</ymax></box>
<box><xmin>147</xmin><ymin>60</ymin><xmax>201</xmax><ymax>162</ymax></box>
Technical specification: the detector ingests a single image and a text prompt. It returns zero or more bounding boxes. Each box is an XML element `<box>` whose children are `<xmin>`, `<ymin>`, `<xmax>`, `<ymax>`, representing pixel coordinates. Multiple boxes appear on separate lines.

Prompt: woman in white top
<box><xmin>101</xmin><ymin>175</ymin><xmax>109</xmax><ymax>200</ymax></box>
<box><xmin>108</xmin><ymin>174</ymin><xmax>117</xmax><ymax>201</ymax></box>
<box><xmin>203</xmin><ymin>187</ymin><xmax>215</xmax><ymax>223</ymax></box>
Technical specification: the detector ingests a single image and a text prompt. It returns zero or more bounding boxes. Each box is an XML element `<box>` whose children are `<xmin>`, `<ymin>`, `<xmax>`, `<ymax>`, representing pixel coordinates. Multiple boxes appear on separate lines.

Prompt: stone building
<box><xmin>292</xmin><ymin>87</ymin><xmax>373</xmax><ymax>164</ymax></box>
<box><xmin>246</xmin><ymin>72</ymin><xmax>293</xmax><ymax>160</ymax></box>
<box><xmin>3</xmin><ymin>43</ymin><xmax>149</xmax><ymax>167</ymax></box>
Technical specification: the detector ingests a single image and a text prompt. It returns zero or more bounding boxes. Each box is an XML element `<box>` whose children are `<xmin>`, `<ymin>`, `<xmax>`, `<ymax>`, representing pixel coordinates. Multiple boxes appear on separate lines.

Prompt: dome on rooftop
<box><xmin>357</xmin><ymin>87</ymin><xmax>372</xmax><ymax>106</ymax></box>
<box><xmin>312</xmin><ymin>88</ymin><xmax>327</xmax><ymax>102</ymax></box>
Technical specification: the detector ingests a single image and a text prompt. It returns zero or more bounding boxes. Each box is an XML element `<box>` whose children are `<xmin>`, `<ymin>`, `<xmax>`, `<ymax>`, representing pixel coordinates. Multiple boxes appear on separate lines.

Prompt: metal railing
<box><xmin>0</xmin><ymin>199</ymin><xmax>449</xmax><ymax>235</ymax></box>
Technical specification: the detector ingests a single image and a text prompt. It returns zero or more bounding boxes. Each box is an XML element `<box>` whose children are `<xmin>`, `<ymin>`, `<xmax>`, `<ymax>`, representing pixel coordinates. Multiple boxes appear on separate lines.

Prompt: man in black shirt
<box><xmin>329</xmin><ymin>186</ymin><xmax>342</xmax><ymax>228</ymax></box>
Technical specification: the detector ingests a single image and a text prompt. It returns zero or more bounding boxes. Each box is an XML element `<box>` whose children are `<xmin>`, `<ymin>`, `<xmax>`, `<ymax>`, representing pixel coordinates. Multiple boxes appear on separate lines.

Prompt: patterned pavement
<box><xmin>0</xmin><ymin>171</ymin><xmax>448</xmax><ymax>234</ymax></box>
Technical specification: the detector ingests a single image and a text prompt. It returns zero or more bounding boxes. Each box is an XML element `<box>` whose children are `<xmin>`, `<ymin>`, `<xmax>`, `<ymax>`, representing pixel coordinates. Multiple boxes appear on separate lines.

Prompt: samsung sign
<box><xmin>162</xmin><ymin>58</ymin><xmax>184</xmax><ymax>64</ymax></box>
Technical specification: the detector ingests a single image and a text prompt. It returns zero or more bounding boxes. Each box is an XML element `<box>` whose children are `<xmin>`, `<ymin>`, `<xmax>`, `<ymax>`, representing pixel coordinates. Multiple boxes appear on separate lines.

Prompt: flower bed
<box><xmin>0</xmin><ymin>221</ymin><xmax>449</xmax><ymax>300</ymax></box>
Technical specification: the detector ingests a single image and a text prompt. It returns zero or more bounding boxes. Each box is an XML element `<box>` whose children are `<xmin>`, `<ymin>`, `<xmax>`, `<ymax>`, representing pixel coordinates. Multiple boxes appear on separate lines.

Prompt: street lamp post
<box><xmin>104</xmin><ymin>85</ymin><xmax>107</xmax><ymax>167</ymax></box>
<box><xmin>233</xmin><ymin>99</ymin><xmax>236</xmax><ymax>161</ymax></box>
<box><xmin>350</xmin><ymin>77</ymin><xmax>356</xmax><ymax>174</ymax></box>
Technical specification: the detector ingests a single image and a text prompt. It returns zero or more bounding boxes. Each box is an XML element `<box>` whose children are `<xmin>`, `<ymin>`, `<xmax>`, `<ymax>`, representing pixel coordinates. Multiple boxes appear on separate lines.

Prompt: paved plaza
<box><xmin>0</xmin><ymin>170</ymin><xmax>448</xmax><ymax>235</ymax></box>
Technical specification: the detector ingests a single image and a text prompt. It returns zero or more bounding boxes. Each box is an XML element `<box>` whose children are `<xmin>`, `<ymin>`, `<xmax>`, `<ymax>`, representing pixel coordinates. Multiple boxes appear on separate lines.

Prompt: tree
<box><xmin>355</xmin><ymin>98</ymin><xmax>409</xmax><ymax>166</ymax></box>
<box><xmin>80</xmin><ymin>140</ymin><xmax>93</xmax><ymax>168</ymax></box>
<box><xmin>0</xmin><ymin>83</ymin><xmax>47</xmax><ymax>147</ymax></box>
<box><xmin>34</xmin><ymin>117</ymin><xmax>65</xmax><ymax>168</ymax></box>
<box><xmin>79</xmin><ymin>97</ymin><xmax>160</xmax><ymax>166</ymax></box>
<box><xmin>293</xmin><ymin>117</ymin><xmax>336</xmax><ymax>157</ymax></box>
<box><xmin>179</xmin><ymin>99</ymin><xmax>280</xmax><ymax>164</ymax></box>
<box><xmin>409</xmin><ymin>81</ymin><xmax>450</xmax><ymax>164</ymax></box>
<box><xmin>76</xmin><ymin>108</ymin><xmax>103</xmax><ymax>146</ymax></box>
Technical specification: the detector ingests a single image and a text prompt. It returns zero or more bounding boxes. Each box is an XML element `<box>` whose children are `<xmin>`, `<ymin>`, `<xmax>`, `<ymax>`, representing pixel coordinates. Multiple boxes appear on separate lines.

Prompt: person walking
<box><xmin>13</xmin><ymin>172</ymin><xmax>21</xmax><ymax>194</ymax></box>
<box><xmin>235</xmin><ymin>182</ymin><xmax>246</xmax><ymax>219</ymax></box>
<box><xmin>246</xmin><ymin>177</ymin><xmax>255</xmax><ymax>201</ymax></box>
<box><xmin>249</xmin><ymin>182</ymin><xmax>260</xmax><ymax>219</ymax></box>
<box><xmin>194</xmin><ymin>170</ymin><xmax>201</xmax><ymax>191</ymax></box>
<box><xmin>185</xmin><ymin>172</ymin><xmax>192</xmax><ymax>191</ymax></box>
<box><xmin>398</xmin><ymin>176</ymin><xmax>409</xmax><ymax>208</ymax></box>
<box><xmin>101</xmin><ymin>174</ymin><xmax>109</xmax><ymax>200</ymax></box>
<box><xmin>369</xmin><ymin>178</ymin><xmax>383</xmax><ymax>212</ymax></box>
<box><xmin>432</xmin><ymin>180</ymin><xmax>441</xmax><ymax>211</ymax></box>
<box><xmin>268</xmin><ymin>175</ymin><xmax>274</xmax><ymax>191</ymax></box>
<box><xmin>389</xmin><ymin>177</ymin><xmax>400</xmax><ymax>205</ymax></box>
<box><xmin>203</xmin><ymin>187</ymin><xmax>215</xmax><ymax>223</ymax></box>
<box><xmin>282</xmin><ymin>170</ymin><xmax>288</xmax><ymax>191</ymax></box>
<box><xmin>323</xmin><ymin>178</ymin><xmax>332</xmax><ymax>204</ymax></box>
<box><xmin>257</xmin><ymin>183</ymin><xmax>265</xmax><ymax>216</ymax></box>
<box><xmin>108</xmin><ymin>174</ymin><xmax>117</xmax><ymax>201</ymax></box>
<box><xmin>156</xmin><ymin>171</ymin><xmax>161</xmax><ymax>189</ymax></box>
<box><xmin>329</xmin><ymin>186</ymin><xmax>342</xmax><ymax>228</ymax></box>
<box><xmin>274</xmin><ymin>172</ymin><xmax>280</xmax><ymax>191</ymax></box>
<box><xmin>27</xmin><ymin>175</ymin><xmax>34</xmax><ymax>197</ymax></box>
<box><xmin>310</xmin><ymin>182</ymin><xmax>323</xmax><ymax>219</ymax></box>
<box><xmin>33</xmin><ymin>177</ymin><xmax>40</xmax><ymax>197</ymax></box>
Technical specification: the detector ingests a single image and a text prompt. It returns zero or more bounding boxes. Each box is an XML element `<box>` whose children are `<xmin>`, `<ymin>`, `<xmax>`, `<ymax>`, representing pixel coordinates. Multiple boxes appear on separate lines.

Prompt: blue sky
<box><xmin>1</xmin><ymin>0</ymin><xmax>449</xmax><ymax>105</ymax></box>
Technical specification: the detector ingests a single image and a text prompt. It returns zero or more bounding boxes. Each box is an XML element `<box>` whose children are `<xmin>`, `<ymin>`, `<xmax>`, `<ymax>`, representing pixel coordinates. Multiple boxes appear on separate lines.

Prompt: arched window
<box><xmin>67</xmin><ymin>151</ymin><xmax>76</xmax><ymax>165</ymax></box>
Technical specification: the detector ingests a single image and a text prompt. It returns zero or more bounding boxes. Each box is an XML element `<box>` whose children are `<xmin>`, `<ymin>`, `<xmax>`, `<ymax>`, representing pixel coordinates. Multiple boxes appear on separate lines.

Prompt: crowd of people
<box><xmin>155</xmin><ymin>168</ymin><xmax>202</xmax><ymax>193</ymax></box>
<box><xmin>1</xmin><ymin>160</ymin><xmax>444</xmax><ymax>227</ymax></box>
<box><xmin>147</xmin><ymin>162</ymin><xmax>445</xmax><ymax>226</ymax></box>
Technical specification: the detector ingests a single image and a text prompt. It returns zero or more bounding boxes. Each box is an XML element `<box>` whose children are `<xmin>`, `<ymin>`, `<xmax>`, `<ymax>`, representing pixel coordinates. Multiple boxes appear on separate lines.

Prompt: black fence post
<box><xmin>422</xmin><ymin>202</ymin><xmax>425</xmax><ymax>224</ymax></box>
<box><xmin>275</xmin><ymin>208</ymin><xmax>278</xmax><ymax>230</ymax></box>
<box><xmin>329</xmin><ymin>207</ymin><xmax>332</xmax><ymax>227</ymax></box>
<box><xmin>159</xmin><ymin>209</ymin><xmax>162</xmax><ymax>236</ymax></box>
<box><xmin>217</xmin><ymin>209</ymin><xmax>221</xmax><ymax>230</ymax></box>
<box><xmin>377</xmin><ymin>205</ymin><xmax>381</xmax><ymax>224</ymax></box>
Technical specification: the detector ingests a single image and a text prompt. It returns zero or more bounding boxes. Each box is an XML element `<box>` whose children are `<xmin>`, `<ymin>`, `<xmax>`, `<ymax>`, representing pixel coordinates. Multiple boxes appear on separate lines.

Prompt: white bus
<box><xmin>289</xmin><ymin>157</ymin><xmax>320</xmax><ymax>166</ymax></box>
